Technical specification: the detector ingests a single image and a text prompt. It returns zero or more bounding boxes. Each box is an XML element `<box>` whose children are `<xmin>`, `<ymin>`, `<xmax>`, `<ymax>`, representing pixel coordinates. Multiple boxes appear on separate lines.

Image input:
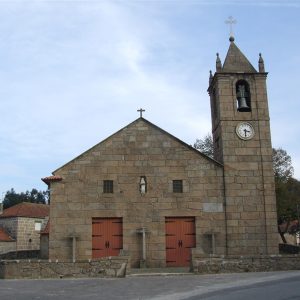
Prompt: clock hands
<box><xmin>243</xmin><ymin>128</ymin><xmax>250</xmax><ymax>137</ymax></box>
<box><xmin>236</xmin><ymin>122</ymin><xmax>254</xmax><ymax>140</ymax></box>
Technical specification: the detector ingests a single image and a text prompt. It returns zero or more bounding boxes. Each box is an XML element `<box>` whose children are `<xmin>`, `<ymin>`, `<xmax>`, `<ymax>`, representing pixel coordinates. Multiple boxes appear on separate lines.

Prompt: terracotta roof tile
<box><xmin>41</xmin><ymin>175</ymin><xmax>62</xmax><ymax>185</ymax></box>
<box><xmin>0</xmin><ymin>202</ymin><xmax>49</xmax><ymax>218</ymax></box>
<box><xmin>0</xmin><ymin>227</ymin><xmax>14</xmax><ymax>242</ymax></box>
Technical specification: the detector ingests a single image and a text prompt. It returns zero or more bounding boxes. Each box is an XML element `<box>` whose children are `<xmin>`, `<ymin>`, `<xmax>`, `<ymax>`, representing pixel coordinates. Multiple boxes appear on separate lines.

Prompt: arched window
<box><xmin>236</xmin><ymin>80</ymin><xmax>251</xmax><ymax>112</ymax></box>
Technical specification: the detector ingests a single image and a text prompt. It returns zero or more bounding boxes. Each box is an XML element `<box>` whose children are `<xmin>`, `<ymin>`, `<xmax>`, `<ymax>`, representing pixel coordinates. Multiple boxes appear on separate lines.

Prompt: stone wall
<box><xmin>16</xmin><ymin>217</ymin><xmax>46</xmax><ymax>251</ymax></box>
<box><xmin>0</xmin><ymin>241</ymin><xmax>16</xmax><ymax>255</ymax></box>
<box><xmin>192</xmin><ymin>254</ymin><xmax>300</xmax><ymax>274</ymax></box>
<box><xmin>0</xmin><ymin>257</ymin><xmax>129</xmax><ymax>279</ymax></box>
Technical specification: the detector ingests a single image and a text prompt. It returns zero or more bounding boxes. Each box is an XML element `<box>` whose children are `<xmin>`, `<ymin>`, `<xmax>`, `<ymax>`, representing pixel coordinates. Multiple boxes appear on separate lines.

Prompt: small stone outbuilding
<box><xmin>0</xmin><ymin>202</ymin><xmax>49</xmax><ymax>254</ymax></box>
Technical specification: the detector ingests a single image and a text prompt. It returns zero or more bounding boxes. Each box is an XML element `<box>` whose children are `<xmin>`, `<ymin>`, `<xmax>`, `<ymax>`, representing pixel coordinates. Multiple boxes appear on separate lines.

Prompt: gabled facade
<box><xmin>44</xmin><ymin>37</ymin><xmax>278</xmax><ymax>267</ymax></box>
<box><xmin>45</xmin><ymin>118</ymin><xmax>226</xmax><ymax>267</ymax></box>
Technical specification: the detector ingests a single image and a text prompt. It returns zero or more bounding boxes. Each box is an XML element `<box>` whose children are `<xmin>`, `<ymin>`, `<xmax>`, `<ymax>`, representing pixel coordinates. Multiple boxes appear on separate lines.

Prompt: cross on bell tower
<box><xmin>225</xmin><ymin>16</ymin><xmax>237</xmax><ymax>41</ymax></box>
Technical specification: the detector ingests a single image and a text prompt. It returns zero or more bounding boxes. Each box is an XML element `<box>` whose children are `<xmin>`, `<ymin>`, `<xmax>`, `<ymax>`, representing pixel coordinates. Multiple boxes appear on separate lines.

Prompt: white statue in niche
<box><xmin>140</xmin><ymin>177</ymin><xmax>146</xmax><ymax>195</ymax></box>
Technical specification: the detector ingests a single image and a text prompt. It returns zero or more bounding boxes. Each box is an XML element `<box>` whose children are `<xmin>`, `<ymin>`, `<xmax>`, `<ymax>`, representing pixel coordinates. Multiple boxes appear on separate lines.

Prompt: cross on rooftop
<box><xmin>137</xmin><ymin>108</ymin><xmax>145</xmax><ymax>118</ymax></box>
<box><xmin>225</xmin><ymin>16</ymin><xmax>237</xmax><ymax>39</ymax></box>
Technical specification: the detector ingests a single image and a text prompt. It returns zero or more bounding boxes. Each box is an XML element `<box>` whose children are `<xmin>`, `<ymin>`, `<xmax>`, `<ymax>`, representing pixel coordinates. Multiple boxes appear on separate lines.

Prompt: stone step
<box><xmin>127</xmin><ymin>267</ymin><xmax>193</xmax><ymax>277</ymax></box>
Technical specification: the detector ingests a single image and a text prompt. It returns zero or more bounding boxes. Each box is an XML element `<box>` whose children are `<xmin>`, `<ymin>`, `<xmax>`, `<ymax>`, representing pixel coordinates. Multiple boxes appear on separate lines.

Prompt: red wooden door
<box><xmin>92</xmin><ymin>218</ymin><xmax>123</xmax><ymax>259</ymax></box>
<box><xmin>165</xmin><ymin>217</ymin><xmax>195</xmax><ymax>267</ymax></box>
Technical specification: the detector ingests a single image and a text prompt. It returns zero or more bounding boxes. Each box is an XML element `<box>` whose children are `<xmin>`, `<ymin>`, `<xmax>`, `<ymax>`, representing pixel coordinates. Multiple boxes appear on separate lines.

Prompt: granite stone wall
<box><xmin>0</xmin><ymin>257</ymin><xmax>129</xmax><ymax>279</ymax></box>
<box><xmin>16</xmin><ymin>217</ymin><xmax>46</xmax><ymax>251</ymax></box>
<box><xmin>192</xmin><ymin>254</ymin><xmax>300</xmax><ymax>274</ymax></box>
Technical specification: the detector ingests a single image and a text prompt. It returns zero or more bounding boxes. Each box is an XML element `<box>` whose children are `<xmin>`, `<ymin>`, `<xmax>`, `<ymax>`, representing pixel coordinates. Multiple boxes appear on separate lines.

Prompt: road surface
<box><xmin>0</xmin><ymin>271</ymin><xmax>300</xmax><ymax>299</ymax></box>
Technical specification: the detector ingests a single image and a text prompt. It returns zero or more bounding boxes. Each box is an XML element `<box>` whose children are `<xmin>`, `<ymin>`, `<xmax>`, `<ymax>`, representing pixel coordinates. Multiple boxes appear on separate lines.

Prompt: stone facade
<box><xmin>45</xmin><ymin>38</ymin><xmax>279</xmax><ymax>268</ymax></box>
<box><xmin>49</xmin><ymin>119</ymin><xmax>226</xmax><ymax>267</ymax></box>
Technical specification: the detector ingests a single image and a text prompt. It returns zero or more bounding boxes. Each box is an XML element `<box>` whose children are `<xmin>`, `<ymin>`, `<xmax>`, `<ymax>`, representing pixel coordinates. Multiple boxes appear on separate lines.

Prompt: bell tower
<box><xmin>208</xmin><ymin>36</ymin><xmax>278</xmax><ymax>255</ymax></box>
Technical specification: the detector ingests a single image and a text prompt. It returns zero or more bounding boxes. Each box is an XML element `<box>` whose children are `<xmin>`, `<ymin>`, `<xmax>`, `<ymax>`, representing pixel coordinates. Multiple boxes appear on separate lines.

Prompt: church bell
<box><xmin>237</xmin><ymin>84</ymin><xmax>251</xmax><ymax>112</ymax></box>
<box><xmin>237</xmin><ymin>97</ymin><xmax>250</xmax><ymax>112</ymax></box>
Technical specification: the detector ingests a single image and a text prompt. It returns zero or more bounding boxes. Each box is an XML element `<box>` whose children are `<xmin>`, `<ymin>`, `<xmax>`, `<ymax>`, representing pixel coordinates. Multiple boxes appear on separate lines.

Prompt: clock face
<box><xmin>236</xmin><ymin>122</ymin><xmax>255</xmax><ymax>140</ymax></box>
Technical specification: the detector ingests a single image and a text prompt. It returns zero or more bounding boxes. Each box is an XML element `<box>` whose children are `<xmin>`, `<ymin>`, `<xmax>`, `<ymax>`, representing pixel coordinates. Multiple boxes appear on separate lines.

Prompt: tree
<box><xmin>276</xmin><ymin>177</ymin><xmax>300</xmax><ymax>223</ymax></box>
<box><xmin>193</xmin><ymin>134</ymin><xmax>214</xmax><ymax>158</ymax></box>
<box><xmin>272</xmin><ymin>148</ymin><xmax>299</xmax><ymax>223</ymax></box>
<box><xmin>272</xmin><ymin>148</ymin><xmax>294</xmax><ymax>183</ymax></box>
<box><xmin>2</xmin><ymin>188</ymin><xmax>49</xmax><ymax>209</ymax></box>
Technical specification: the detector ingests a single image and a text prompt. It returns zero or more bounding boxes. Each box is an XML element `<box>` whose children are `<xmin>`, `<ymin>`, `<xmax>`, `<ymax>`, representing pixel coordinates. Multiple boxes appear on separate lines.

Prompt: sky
<box><xmin>0</xmin><ymin>0</ymin><xmax>300</xmax><ymax>199</ymax></box>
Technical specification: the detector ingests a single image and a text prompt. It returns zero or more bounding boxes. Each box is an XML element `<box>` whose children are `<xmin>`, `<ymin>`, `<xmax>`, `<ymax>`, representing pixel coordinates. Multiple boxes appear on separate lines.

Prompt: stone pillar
<box><xmin>136</xmin><ymin>227</ymin><xmax>148</xmax><ymax>268</ymax></box>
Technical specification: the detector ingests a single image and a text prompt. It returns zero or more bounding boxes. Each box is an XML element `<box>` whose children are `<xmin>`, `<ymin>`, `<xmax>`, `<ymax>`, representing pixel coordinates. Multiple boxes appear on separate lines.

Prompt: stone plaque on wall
<box><xmin>203</xmin><ymin>203</ymin><xmax>223</xmax><ymax>213</ymax></box>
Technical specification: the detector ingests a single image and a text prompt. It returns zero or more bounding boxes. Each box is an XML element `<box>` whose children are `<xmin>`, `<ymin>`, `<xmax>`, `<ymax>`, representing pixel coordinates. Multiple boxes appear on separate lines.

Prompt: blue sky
<box><xmin>0</xmin><ymin>0</ymin><xmax>299</xmax><ymax>198</ymax></box>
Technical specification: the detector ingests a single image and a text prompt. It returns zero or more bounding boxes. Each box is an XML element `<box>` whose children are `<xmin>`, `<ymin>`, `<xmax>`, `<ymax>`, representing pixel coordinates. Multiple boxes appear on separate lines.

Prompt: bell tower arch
<box><xmin>208</xmin><ymin>37</ymin><xmax>278</xmax><ymax>255</ymax></box>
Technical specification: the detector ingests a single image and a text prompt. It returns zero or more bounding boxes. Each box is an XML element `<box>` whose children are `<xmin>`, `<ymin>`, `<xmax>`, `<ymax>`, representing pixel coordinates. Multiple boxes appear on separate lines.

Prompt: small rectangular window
<box><xmin>173</xmin><ymin>180</ymin><xmax>183</xmax><ymax>193</ymax></box>
<box><xmin>103</xmin><ymin>180</ymin><xmax>114</xmax><ymax>193</ymax></box>
<box><xmin>35</xmin><ymin>221</ymin><xmax>42</xmax><ymax>231</ymax></box>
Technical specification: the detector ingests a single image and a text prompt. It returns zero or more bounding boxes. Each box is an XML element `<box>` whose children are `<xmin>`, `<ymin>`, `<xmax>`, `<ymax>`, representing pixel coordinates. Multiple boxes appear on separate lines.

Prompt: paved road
<box><xmin>0</xmin><ymin>271</ymin><xmax>300</xmax><ymax>300</ymax></box>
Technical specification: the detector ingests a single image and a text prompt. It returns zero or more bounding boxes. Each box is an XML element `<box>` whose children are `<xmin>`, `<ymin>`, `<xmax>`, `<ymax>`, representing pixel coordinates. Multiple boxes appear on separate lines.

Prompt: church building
<box><xmin>42</xmin><ymin>36</ymin><xmax>278</xmax><ymax>268</ymax></box>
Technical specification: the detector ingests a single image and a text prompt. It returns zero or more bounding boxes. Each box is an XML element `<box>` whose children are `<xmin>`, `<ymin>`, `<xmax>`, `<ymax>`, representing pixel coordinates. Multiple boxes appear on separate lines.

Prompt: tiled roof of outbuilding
<box><xmin>0</xmin><ymin>227</ymin><xmax>14</xmax><ymax>242</ymax></box>
<box><xmin>0</xmin><ymin>202</ymin><xmax>49</xmax><ymax>218</ymax></box>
